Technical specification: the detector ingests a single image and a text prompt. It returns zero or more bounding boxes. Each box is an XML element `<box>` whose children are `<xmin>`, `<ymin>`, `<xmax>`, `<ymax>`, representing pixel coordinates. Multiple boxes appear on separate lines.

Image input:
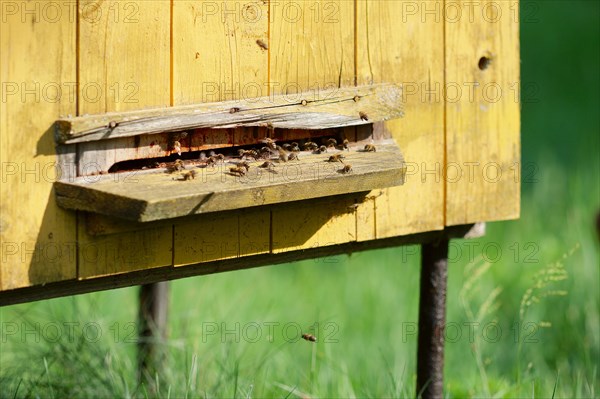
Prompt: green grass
<box><xmin>1</xmin><ymin>1</ymin><xmax>599</xmax><ymax>398</ymax></box>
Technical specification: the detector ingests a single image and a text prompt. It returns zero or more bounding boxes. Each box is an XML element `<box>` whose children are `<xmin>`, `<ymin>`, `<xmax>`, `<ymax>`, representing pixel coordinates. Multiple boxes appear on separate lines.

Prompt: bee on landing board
<box><xmin>364</xmin><ymin>144</ymin><xmax>376</xmax><ymax>152</ymax></box>
<box><xmin>327</xmin><ymin>153</ymin><xmax>345</xmax><ymax>163</ymax></box>
<box><xmin>340</xmin><ymin>163</ymin><xmax>352</xmax><ymax>173</ymax></box>
<box><xmin>181</xmin><ymin>170</ymin><xmax>197</xmax><ymax>181</ymax></box>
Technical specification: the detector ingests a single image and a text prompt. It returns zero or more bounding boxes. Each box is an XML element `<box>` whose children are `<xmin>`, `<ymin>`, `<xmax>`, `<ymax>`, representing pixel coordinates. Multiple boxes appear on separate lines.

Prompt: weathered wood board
<box><xmin>445</xmin><ymin>0</ymin><xmax>521</xmax><ymax>224</ymax></box>
<box><xmin>55</xmin><ymin>141</ymin><xmax>405</xmax><ymax>222</ymax></box>
<box><xmin>56</xmin><ymin>83</ymin><xmax>403</xmax><ymax>144</ymax></box>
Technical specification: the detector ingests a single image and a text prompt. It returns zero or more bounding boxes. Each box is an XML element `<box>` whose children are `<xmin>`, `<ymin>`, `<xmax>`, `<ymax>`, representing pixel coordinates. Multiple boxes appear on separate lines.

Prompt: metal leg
<box><xmin>416</xmin><ymin>240</ymin><xmax>449</xmax><ymax>399</ymax></box>
<box><xmin>138</xmin><ymin>281</ymin><xmax>170</xmax><ymax>390</ymax></box>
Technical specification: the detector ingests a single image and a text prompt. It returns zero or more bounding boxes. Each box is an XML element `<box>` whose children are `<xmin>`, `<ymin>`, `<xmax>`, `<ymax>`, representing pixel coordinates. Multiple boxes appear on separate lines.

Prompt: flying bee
<box><xmin>359</xmin><ymin>111</ymin><xmax>369</xmax><ymax>121</ymax></box>
<box><xmin>364</xmin><ymin>144</ymin><xmax>376</xmax><ymax>152</ymax></box>
<box><xmin>229</xmin><ymin>166</ymin><xmax>247</xmax><ymax>176</ymax></box>
<box><xmin>301</xmin><ymin>333</ymin><xmax>317</xmax><ymax>343</ymax></box>
<box><xmin>328</xmin><ymin>153</ymin><xmax>345</xmax><ymax>163</ymax></box>
<box><xmin>181</xmin><ymin>169</ymin><xmax>197</xmax><ymax>180</ymax></box>
<box><xmin>340</xmin><ymin>163</ymin><xmax>352</xmax><ymax>173</ymax></box>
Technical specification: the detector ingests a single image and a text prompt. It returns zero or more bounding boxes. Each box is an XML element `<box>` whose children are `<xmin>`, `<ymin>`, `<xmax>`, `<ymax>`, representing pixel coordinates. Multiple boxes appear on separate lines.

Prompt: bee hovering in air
<box><xmin>301</xmin><ymin>333</ymin><xmax>317</xmax><ymax>343</ymax></box>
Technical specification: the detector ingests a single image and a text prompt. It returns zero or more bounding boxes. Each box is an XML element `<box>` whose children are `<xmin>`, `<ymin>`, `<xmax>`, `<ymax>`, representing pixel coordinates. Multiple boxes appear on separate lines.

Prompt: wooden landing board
<box><xmin>55</xmin><ymin>83</ymin><xmax>403</xmax><ymax>144</ymax></box>
<box><xmin>55</xmin><ymin>141</ymin><xmax>405</xmax><ymax>222</ymax></box>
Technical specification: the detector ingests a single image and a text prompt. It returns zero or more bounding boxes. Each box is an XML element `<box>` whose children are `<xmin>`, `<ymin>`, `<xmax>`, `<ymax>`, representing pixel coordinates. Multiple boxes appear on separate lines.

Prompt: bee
<box><xmin>301</xmin><ymin>333</ymin><xmax>317</xmax><ymax>343</ymax></box>
<box><xmin>262</xmin><ymin>137</ymin><xmax>277</xmax><ymax>150</ymax></box>
<box><xmin>318</xmin><ymin>145</ymin><xmax>328</xmax><ymax>153</ymax></box>
<box><xmin>290</xmin><ymin>144</ymin><xmax>301</xmax><ymax>152</ymax></box>
<box><xmin>167</xmin><ymin>159</ymin><xmax>185</xmax><ymax>173</ymax></box>
<box><xmin>277</xmin><ymin>146</ymin><xmax>289</xmax><ymax>162</ymax></box>
<box><xmin>282</xmin><ymin>143</ymin><xmax>292</xmax><ymax>151</ymax></box>
<box><xmin>364</xmin><ymin>144</ymin><xmax>376</xmax><ymax>152</ymax></box>
<box><xmin>304</xmin><ymin>141</ymin><xmax>318</xmax><ymax>151</ymax></box>
<box><xmin>328</xmin><ymin>154</ymin><xmax>345</xmax><ymax>163</ymax></box>
<box><xmin>288</xmin><ymin>152</ymin><xmax>299</xmax><ymax>161</ymax></box>
<box><xmin>259</xmin><ymin>160</ymin><xmax>275</xmax><ymax>169</ymax></box>
<box><xmin>181</xmin><ymin>169</ymin><xmax>197</xmax><ymax>180</ymax></box>
<box><xmin>359</xmin><ymin>111</ymin><xmax>369</xmax><ymax>121</ymax></box>
<box><xmin>205</xmin><ymin>154</ymin><xmax>224</xmax><ymax>167</ymax></box>
<box><xmin>326</xmin><ymin>138</ymin><xmax>337</xmax><ymax>148</ymax></box>
<box><xmin>229</xmin><ymin>166</ymin><xmax>247</xmax><ymax>176</ymax></box>
<box><xmin>199</xmin><ymin>152</ymin><xmax>207</xmax><ymax>160</ymax></box>
<box><xmin>172</xmin><ymin>140</ymin><xmax>182</xmax><ymax>156</ymax></box>
<box><xmin>340</xmin><ymin>163</ymin><xmax>352</xmax><ymax>173</ymax></box>
<box><xmin>256</xmin><ymin>39</ymin><xmax>268</xmax><ymax>50</ymax></box>
<box><xmin>238</xmin><ymin>149</ymin><xmax>258</xmax><ymax>159</ymax></box>
<box><xmin>342</xmin><ymin>139</ymin><xmax>350</xmax><ymax>151</ymax></box>
<box><xmin>238</xmin><ymin>161</ymin><xmax>251</xmax><ymax>170</ymax></box>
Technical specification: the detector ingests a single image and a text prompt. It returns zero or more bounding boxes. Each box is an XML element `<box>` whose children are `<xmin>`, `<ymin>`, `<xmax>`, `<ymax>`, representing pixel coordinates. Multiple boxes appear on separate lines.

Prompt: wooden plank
<box><xmin>171</xmin><ymin>0</ymin><xmax>271</xmax><ymax>263</ymax></box>
<box><xmin>445</xmin><ymin>0</ymin><xmax>520</xmax><ymax>224</ymax></box>
<box><xmin>0</xmin><ymin>224</ymin><xmax>484</xmax><ymax>306</ymax></box>
<box><xmin>0</xmin><ymin>2</ymin><xmax>76</xmax><ymax>289</ymax></box>
<box><xmin>57</xmin><ymin>141</ymin><xmax>405</xmax><ymax>222</ymax></box>
<box><xmin>56</xmin><ymin>83</ymin><xmax>403</xmax><ymax>144</ymax></box>
<box><xmin>77</xmin><ymin>0</ymin><xmax>173</xmax><ymax>279</ymax></box>
<box><xmin>270</xmin><ymin>0</ymin><xmax>356</xmax><ymax>252</ymax></box>
<box><xmin>356</xmin><ymin>0</ymin><xmax>445</xmax><ymax>239</ymax></box>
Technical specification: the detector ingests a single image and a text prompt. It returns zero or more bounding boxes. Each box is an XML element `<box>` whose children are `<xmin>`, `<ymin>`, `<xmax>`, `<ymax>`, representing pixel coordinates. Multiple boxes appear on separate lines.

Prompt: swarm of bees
<box><xmin>162</xmin><ymin>134</ymin><xmax>379</xmax><ymax>182</ymax></box>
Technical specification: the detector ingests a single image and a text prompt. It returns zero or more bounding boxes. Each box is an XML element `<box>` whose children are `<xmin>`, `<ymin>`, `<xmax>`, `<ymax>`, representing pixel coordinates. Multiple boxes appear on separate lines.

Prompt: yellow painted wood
<box><xmin>270</xmin><ymin>0</ymin><xmax>357</xmax><ymax>252</ymax></box>
<box><xmin>77</xmin><ymin>0</ymin><xmax>173</xmax><ymax>278</ymax></box>
<box><xmin>0</xmin><ymin>4</ymin><xmax>76</xmax><ymax>289</ymax></box>
<box><xmin>172</xmin><ymin>0</ymin><xmax>271</xmax><ymax>263</ymax></box>
<box><xmin>445</xmin><ymin>0</ymin><xmax>520</xmax><ymax>225</ymax></box>
<box><xmin>356</xmin><ymin>0</ymin><xmax>445</xmax><ymax>239</ymax></box>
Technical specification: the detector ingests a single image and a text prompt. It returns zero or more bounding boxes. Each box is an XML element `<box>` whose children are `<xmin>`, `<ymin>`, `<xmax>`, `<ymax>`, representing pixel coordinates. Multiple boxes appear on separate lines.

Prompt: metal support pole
<box><xmin>416</xmin><ymin>239</ymin><xmax>449</xmax><ymax>399</ymax></box>
<box><xmin>138</xmin><ymin>281</ymin><xmax>170</xmax><ymax>389</ymax></box>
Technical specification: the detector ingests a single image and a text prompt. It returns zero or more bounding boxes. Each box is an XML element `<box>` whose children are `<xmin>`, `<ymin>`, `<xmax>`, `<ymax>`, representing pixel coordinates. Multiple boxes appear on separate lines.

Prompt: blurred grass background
<box><xmin>1</xmin><ymin>1</ymin><xmax>599</xmax><ymax>397</ymax></box>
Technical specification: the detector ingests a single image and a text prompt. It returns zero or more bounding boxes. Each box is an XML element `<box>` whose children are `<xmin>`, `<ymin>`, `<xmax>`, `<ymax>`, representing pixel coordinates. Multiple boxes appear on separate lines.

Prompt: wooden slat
<box><xmin>55</xmin><ymin>141</ymin><xmax>405</xmax><ymax>222</ymax></box>
<box><xmin>270</xmin><ymin>0</ymin><xmax>357</xmax><ymax>252</ymax></box>
<box><xmin>172</xmin><ymin>0</ymin><xmax>271</xmax><ymax>265</ymax></box>
<box><xmin>0</xmin><ymin>2</ymin><xmax>76</xmax><ymax>289</ymax></box>
<box><xmin>57</xmin><ymin>83</ymin><xmax>403</xmax><ymax>144</ymax></box>
<box><xmin>356</xmin><ymin>0</ymin><xmax>445</xmax><ymax>239</ymax></box>
<box><xmin>77</xmin><ymin>0</ymin><xmax>173</xmax><ymax>279</ymax></box>
<box><xmin>445</xmin><ymin>0</ymin><xmax>520</xmax><ymax>225</ymax></box>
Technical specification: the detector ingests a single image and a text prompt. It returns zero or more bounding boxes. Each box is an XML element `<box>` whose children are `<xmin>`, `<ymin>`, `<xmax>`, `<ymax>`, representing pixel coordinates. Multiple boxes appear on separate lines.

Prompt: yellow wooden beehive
<box><xmin>0</xmin><ymin>0</ymin><xmax>519</xmax><ymax>303</ymax></box>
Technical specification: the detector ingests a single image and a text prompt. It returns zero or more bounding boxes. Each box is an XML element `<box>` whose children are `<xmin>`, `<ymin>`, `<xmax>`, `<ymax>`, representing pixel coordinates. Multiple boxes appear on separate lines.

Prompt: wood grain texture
<box><xmin>0</xmin><ymin>3</ymin><xmax>76</xmax><ymax>289</ymax></box>
<box><xmin>55</xmin><ymin>142</ymin><xmax>405</xmax><ymax>222</ymax></box>
<box><xmin>56</xmin><ymin>83</ymin><xmax>404</xmax><ymax>143</ymax></box>
<box><xmin>445</xmin><ymin>0</ymin><xmax>520</xmax><ymax>225</ymax></box>
<box><xmin>270</xmin><ymin>0</ymin><xmax>357</xmax><ymax>253</ymax></box>
<box><xmin>171</xmin><ymin>0</ymin><xmax>271</xmax><ymax>263</ymax></box>
<box><xmin>356</xmin><ymin>0</ymin><xmax>446</xmax><ymax>239</ymax></box>
<box><xmin>77</xmin><ymin>0</ymin><xmax>173</xmax><ymax>279</ymax></box>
